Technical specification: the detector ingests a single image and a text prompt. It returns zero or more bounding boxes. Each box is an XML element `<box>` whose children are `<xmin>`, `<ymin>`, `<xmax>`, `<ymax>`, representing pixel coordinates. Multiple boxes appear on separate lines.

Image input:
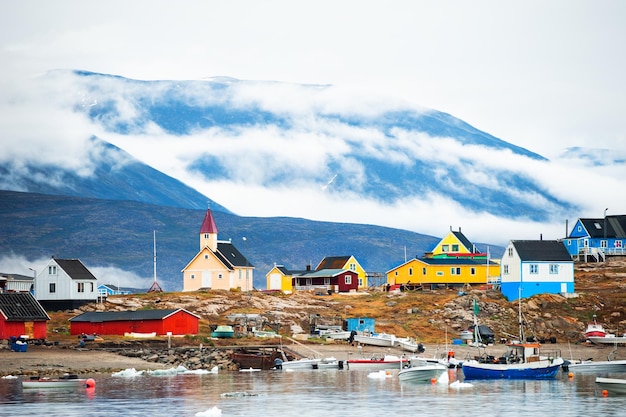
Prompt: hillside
<box><xmin>48</xmin><ymin>259</ymin><xmax>626</xmax><ymax>345</ymax></box>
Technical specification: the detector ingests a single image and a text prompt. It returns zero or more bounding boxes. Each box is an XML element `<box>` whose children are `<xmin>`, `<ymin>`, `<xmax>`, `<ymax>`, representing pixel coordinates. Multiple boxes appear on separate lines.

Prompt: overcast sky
<box><xmin>1</xmin><ymin>1</ymin><xmax>625</xmax><ymax>278</ymax></box>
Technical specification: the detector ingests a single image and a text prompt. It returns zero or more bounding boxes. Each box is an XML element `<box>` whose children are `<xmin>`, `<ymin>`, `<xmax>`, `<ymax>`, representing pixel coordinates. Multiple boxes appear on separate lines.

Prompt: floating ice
<box><xmin>195</xmin><ymin>406</ymin><xmax>222</xmax><ymax>416</ymax></box>
<box><xmin>112</xmin><ymin>368</ymin><xmax>145</xmax><ymax>377</ymax></box>
<box><xmin>367</xmin><ymin>370</ymin><xmax>392</xmax><ymax>379</ymax></box>
<box><xmin>450</xmin><ymin>380</ymin><xmax>474</xmax><ymax>389</ymax></box>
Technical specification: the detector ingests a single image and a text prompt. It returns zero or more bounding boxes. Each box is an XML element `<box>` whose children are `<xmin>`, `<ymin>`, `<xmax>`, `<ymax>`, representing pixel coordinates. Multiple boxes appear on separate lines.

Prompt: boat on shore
<box><xmin>211</xmin><ymin>325</ymin><xmax>235</xmax><ymax>338</ymax></box>
<box><xmin>587</xmin><ymin>334</ymin><xmax>626</xmax><ymax>345</ymax></box>
<box><xmin>231</xmin><ymin>347</ymin><xmax>284</xmax><ymax>370</ymax></box>
<box><xmin>595</xmin><ymin>377</ymin><xmax>626</xmax><ymax>395</ymax></box>
<box><xmin>353</xmin><ymin>332</ymin><xmax>396</xmax><ymax>347</ymax></box>
<box><xmin>276</xmin><ymin>357</ymin><xmax>322</xmax><ymax>370</ymax></box>
<box><xmin>584</xmin><ymin>315</ymin><xmax>606</xmax><ymax>339</ymax></box>
<box><xmin>22</xmin><ymin>374</ymin><xmax>94</xmax><ymax>389</ymax></box>
<box><xmin>395</xmin><ymin>337</ymin><xmax>424</xmax><ymax>353</ymax></box>
<box><xmin>398</xmin><ymin>358</ymin><xmax>447</xmax><ymax>382</ymax></box>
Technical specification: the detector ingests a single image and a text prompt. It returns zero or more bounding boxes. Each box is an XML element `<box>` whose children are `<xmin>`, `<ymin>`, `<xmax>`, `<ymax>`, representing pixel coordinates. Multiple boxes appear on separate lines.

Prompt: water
<box><xmin>1</xmin><ymin>369</ymin><xmax>625</xmax><ymax>417</ymax></box>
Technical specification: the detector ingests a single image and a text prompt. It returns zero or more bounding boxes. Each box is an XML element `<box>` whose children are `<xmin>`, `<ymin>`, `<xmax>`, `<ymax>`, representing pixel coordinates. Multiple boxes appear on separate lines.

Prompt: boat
<box><xmin>398</xmin><ymin>358</ymin><xmax>447</xmax><ymax>382</ymax></box>
<box><xmin>461</xmin><ymin>296</ymin><xmax>564</xmax><ymax>380</ymax></box>
<box><xmin>353</xmin><ymin>332</ymin><xmax>396</xmax><ymax>347</ymax></box>
<box><xmin>595</xmin><ymin>377</ymin><xmax>626</xmax><ymax>395</ymax></box>
<box><xmin>22</xmin><ymin>374</ymin><xmax>94</xmax><ymax>389</ymax></box>
<box><xmin>347</xmin><ymin>354</ymin><xmax>407</xmax><ymax>371</ymax></box>
<box><xmin>563</xmin><ymin>358</ymin><xmax>626</xmax><ymax>373</ymax></box>
<box><xmin>462</xmin><ymin>341</ymin><xmax>564</xmax><ymax>380</ymax></box>
<box><xmin>231</xmin><ymin>347</ymin><xmax>284</xmax><ymax>370</ymax></box>
<box><xmin>395</xmin><ymin>337</ymin><xmax>424</xmax><ymax>353</ymax></box>
<box><xmin>314</xmin><ymin>357</ymin><xmax>343</xmax><ymax>369</ymax></box>
<box><xmin>211</xmin><ymin>325</ymin><xmax>235</xmax><ymax>338</ymax></box>
<box><xmin>276</xmin><ymin>357</ymin><xmax>322</xmax><ymax>370</ymax></box>
<box><xmin>587</xmin><ymin>334</ymin><xmax>626</xmax><ymax>345</ymax></box>
<box><xmin>584</xmin><ymin>315</ymin><xmax>606</xmax><ymax>339</ymax></box>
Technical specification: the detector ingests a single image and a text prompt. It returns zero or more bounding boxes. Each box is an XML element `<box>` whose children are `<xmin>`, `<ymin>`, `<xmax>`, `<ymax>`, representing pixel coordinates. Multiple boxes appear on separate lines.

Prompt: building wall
<box><xmin>387</xmin><ymin>259</ymin><xmax>498</xmax><ymax>287</ymax></box>
<box><xmin>183</xmin><ymin>248</ymin><xmax>230</xmax><ymax>291</ymax></box>
<box><xmin>70</xmin><ymin>311</ymin><xmax>199</xmax><ymax>336</ymax></box>
<box><xmin>0</xmin><ymin>319</ymin><xmax>47</xmax><ymax>340</ymax></box>
<box><xmin>35</xmin><ymin>260</ymin><xmax>97</xmax><ymax>302</ymax></box>
<box><xmin>266</xmin><ymin>268</ymin><xmax>292</xmax><ymax>293</ymax></box>
<box><xmin>430</xmin><ymin>232</ymin><xmax>471</xmax><ymax>256</ymax></box>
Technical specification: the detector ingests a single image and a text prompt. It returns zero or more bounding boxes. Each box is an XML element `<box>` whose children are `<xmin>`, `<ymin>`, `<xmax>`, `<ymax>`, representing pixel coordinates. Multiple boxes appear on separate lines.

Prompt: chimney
<box><xmin>540</xmin><ymin>233</ymin><xmax>543</xmax><ymax>241</ymax></box>
<box><xmin>306</xmin><ymin>265</ymin><xmax>311</xmax><ymax>271</ymax></box>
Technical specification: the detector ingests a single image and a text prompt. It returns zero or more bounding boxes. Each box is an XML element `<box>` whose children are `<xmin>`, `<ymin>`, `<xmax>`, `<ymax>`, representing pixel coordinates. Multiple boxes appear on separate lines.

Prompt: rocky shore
<box><xmin>2</xmin><ymin>337</ymin><xmax>624</xmax><ymax>377</ymax></box>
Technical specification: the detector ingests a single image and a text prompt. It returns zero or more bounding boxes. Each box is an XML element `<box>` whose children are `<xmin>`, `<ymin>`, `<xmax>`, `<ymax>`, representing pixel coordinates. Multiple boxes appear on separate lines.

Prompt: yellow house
<box><xmin>386</xmin><ymin>228</ymin><xmax>500</xmax><ymax>289</ymax></box>
<box><xmin>265</xmin><ymin>264</ymin><xmax>309</xmax><ymax>294</ymax></box>
<box><xmin>182</xmin><ymin>208</ymin><xmax>254</xmax><ymax>292</ymax></box>
<box><xmin>315</xmin><ymin>256</ymin><xmax>368</xmax><ymax>288</ymax></box>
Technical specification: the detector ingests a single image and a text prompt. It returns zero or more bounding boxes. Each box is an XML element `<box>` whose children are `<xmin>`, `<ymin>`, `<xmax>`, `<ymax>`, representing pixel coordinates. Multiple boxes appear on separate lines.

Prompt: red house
<box><xmin>0</xmin><ymin>293</ymin><xmax>50</xmax><ymax>340</ymax></box>
<box><xmin>69</xmin><ymin>309</ymin><xmax>200</xmax><ymax>336</ymax></box>
<box><xmin>292</xmin><ymin>268</ymin><xmax>359</xmax><ymax>293</ymax></box>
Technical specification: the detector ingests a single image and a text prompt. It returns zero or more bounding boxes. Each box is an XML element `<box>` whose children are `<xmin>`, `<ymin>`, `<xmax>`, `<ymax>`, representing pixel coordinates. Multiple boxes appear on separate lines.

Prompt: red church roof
<box><xmin>199</xmin><ymin>208</ymin><xmax>218</xmax><ymax>234</ymax></box>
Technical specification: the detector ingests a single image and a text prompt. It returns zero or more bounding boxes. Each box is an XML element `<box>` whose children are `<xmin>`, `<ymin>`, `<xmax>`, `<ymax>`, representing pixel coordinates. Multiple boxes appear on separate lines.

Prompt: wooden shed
<box><xmin>69</xmin><ymin>309</ymin><xmax>200</xmax><ymax>336</ymax></box>
<box><xmin>0</xmin><ymin>292</ymin><xmax>50</xmax><ymax>340</ymax></box>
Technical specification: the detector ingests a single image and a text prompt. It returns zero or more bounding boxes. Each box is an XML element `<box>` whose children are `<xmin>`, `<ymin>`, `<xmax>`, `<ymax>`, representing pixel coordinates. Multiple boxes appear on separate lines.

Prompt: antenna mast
<box><xmin>148</xmin><ymin>230</ymin><xmax>163</xmax><ymax>292</ymax></box>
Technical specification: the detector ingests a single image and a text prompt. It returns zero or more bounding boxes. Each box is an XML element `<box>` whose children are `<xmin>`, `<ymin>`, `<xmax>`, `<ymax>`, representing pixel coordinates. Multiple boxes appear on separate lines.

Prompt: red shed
<box><xmin>69</xmin><ymin>308</ymin><xmax>200</xmax><ymax>336</ymax></box>
<box><xmin>0</xmin><ymin>293</ymin><xmax>50</xmax><ymax>340</ymax></box>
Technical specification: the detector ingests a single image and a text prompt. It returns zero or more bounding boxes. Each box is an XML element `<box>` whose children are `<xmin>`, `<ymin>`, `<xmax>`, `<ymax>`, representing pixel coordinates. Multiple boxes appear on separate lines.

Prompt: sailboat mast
<box><xmin>153</xmin><ymin>230</ymin><xmax>157</xmax><ymax>284</ymax></box>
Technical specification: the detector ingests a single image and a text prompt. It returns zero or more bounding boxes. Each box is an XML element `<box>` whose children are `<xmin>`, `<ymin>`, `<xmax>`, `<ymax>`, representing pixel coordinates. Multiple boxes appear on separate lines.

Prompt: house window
<box><xmin>90</xmin><ymin>282</ymin><xmax>94</xmax><ymax>292</ymax></box>
<box><xmin>442</xmin><ymin>245</ymin><xmax>449</xmax><ymax>252</ymax></box>
<box><xmin>503</xmin><ymin>265</ymin><xmax>509</xmax><ymax>274</ymax></box>
<box><xmin>616</xmin><ymin>240</ymin><xmax>623</xmax><ymax>248</ymax></box>
<box><xmin>601</xmin><ymin>240</ymin><xmax>607</xmax><ymax>248</ymax></box>
<box><xmin>436</xmin><ymin>271</ymin><xmax>444</xmax><ymax>276</ymax></box>
<box><xmin>204</xmin><ymin>233</ymin><xmax>210</xmax><ymax>239</ymax></box>
<box><xmin>450</xmin><ymin>268</ymin><xmax>456</xmax><ymax>275</ymax></box>
<box><xmin>549</xmin><ymin>264</ymin><xmax>559</xmax><ymax>274</ymax></box>
<box><xmin>49</xmin><ymin>283</ymin><xmax>56</xmax><ymax>293</ymax></box>
<box><xmin>408</xmin><ymin>268</ymin><xmax>413</xmax><ymax>276</ymax></box>
<box><xmin>349</xmin><ymin>263</ymin><xmax>356</xmax><ymax>271</ymax></box>
<box><xmin>422</xmin><ymin>268</ymin><xmax>426</xmax><ymax>275</ymax></box>
<box><xmin>77</xmin><ymin>282</ymin><xmax>85</xmax><ymax>292</ymax></box>
<box><xmin>324</xmin><ymin>278</ymin><xmax>330</xmax><ymax>285</ymax></box>
<box><xmin>48</xmin><ymin>265</ymin><xmax>57</xmax><ymax>275</ymax></box>
<box><xmin>204</xmin><ymin>254</ymin><xmax>208</xmax><ymax>259</ymax></box>
<box><xmin>583</xmin><ymin>239</ymin><xmax>589</xmax><ymax>247</ymax></box>
<box><xmin>452</xmin><ymin>244</ymin><xmax>459</xmax><ymax>252</ymax></box>
<box><xmin>191</xmin><ymin>274</ymin><xmax>195</xmax><ymax>279</ymax></box>
<box><xmin>394</xmin><ymin>271</ymin><xmax>398</xmax><ymax>276</ymax></box>
<box><xmin>508</xmin><ymin>247</ymin><xmax>513</xmax><ymax>257</ymax></box>
<box><xmin>470</xmin><ymin>268</ymin><xmax>476</xmax><ymax>275</ymax></box>
<box><xmin>530</xmin><ymin>264</ymin><xmax>539</xmax><ymax>274</ymax></box>
<box><xmin>358</xmin><ymin>277</ymin><xmax>363</xmax><ymax>286</ymax></box>
<box><xmin>218</xmin><ymin>274</ymin><xmax>223</xmax><ymax>279</ymax></box>
<box><xmin>345</xmin><ymin>275</ymin><xmax>352</xmax><ymax>285</ymax></box>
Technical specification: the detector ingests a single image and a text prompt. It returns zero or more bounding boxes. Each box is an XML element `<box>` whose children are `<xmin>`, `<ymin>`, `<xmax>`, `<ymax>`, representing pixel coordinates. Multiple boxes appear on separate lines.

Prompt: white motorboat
<box><xmin>354</xmin><ymin>332</ymin><xmax>396</xmax><ymax>347</ymax></box>
<box><xmin>277</xmin><ymin>357</ymin><xmax>322</xmax><ymax>370</ymax></box>
<box><xmin>587</xmin><ymin>334</ymin><xmax>626</xmax><ymax>345</ymax></box>
<box><xmin>347</xmin><ymin>354</ymin><xmax>407</xmax><ymax>371</ymax></box>
<box><xmin>395</xmin><ymin>337</ymin><xmax>424</xmax><ymax>353</ymax></box>
<box><xmin>564</xmin><ymin>359</ymin><xmax>626</xmax><ymax>373</ymax></box>
<box><xmin>595</xmin><ymin>377</ymin><xmax>626</xmax><ymax>395</ymax></box>
<box><xmin>584</xmin><ymin>315</ymin><xmax>606</xmax><ymax>339</ymax></box>
<box><xmin>398</xmin><ymin>358</ymin><xmax>447</xmax><ymax>382</ymax></box>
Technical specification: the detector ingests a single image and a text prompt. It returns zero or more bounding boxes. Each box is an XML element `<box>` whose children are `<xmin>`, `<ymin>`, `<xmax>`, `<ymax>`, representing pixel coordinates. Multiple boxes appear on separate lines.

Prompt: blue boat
<box><xmin>211</xmin><ymin>325</ymin><xmax>234</xmax><ymax>338</ymax></box>
<box><xmin>461</xmin><ymin>341</ymin><xmax>564</xmax><ymax>380</ymax></box>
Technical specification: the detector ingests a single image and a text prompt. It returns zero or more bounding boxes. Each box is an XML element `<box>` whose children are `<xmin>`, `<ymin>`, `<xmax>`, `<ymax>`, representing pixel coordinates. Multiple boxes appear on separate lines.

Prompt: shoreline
<box><xmin>2</xmin><ymin>340</ymin><xmax>624</xmax><ymax>377</ymax></box>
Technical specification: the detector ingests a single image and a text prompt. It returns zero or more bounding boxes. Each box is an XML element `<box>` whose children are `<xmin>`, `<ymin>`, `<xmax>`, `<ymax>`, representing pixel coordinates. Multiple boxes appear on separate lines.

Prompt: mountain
<box><xmin>2</xmin><ymin>190</ymin><xmax>491</xmax><ymax>291</ymax></box>
<box><xmin>20</xmin><ymin>69</ymin><xmax>573</xmax><ymax>224</ymax></box>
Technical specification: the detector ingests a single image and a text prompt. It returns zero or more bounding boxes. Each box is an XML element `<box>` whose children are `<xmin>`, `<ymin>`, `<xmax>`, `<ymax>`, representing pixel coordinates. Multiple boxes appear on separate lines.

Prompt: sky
<box><xmin>1</xmin><ymin>1</ymin><xmax>626</xmax><ymax>282</ymax></box>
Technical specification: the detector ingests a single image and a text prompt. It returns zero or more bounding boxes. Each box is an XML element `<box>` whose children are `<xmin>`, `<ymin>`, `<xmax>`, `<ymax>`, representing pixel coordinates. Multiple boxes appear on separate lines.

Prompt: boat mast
<box><xmin>518</xmin><ymin>286</ymin><xmax>524</xmax><ymax>342</ymax></box>
<box><xmin>148</xmin><ymin>230</ymin><xmax>163</xmax><ymax>292</ymax></box>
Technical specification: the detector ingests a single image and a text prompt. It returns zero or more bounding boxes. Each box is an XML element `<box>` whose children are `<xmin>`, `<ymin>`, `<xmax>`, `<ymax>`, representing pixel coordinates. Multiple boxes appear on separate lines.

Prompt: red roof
<box><xmin>199</xmin><ymin>208</ymin><xmax>218</xmax><ymax>234</ymax></box>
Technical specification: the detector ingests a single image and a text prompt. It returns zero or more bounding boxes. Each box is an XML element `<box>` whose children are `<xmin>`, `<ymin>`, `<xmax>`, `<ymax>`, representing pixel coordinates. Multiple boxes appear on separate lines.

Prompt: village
<box><xmin>1</xmin><ymin>210</ymin><xmax>625</xmax><ymax>375</ymax></box>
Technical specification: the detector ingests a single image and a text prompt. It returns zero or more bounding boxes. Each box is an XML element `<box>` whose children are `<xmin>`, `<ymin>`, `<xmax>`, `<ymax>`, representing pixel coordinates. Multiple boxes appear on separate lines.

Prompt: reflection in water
<box><xmin>0</xmin><ymin>369</ymin><xmax>623</xmax><ymax>417</ymax></box>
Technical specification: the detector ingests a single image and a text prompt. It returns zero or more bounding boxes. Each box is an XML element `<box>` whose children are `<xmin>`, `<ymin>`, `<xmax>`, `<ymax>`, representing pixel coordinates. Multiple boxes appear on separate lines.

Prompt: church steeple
<box><xmin>199</xmin><ymin>207</ymin><xmax>218</xmax><ymax>252</ymax></box>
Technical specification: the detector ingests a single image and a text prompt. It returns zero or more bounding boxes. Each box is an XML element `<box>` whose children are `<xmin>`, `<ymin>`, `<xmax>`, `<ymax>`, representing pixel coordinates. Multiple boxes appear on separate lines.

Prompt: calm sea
<box><xmin>1</xmin><ymin>368</ymin><xmax>625</xmax><ymax>417</ymax></box>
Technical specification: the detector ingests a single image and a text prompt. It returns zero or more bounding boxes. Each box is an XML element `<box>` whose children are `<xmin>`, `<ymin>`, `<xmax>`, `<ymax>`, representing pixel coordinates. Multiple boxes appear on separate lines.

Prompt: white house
<box><xmin>500</xmin><ymin>240</ymin><xmax>574</xmax><ymax>301</ymax></box>
<box><xmin>35</xmin><ymin>257</ymin><xmax>98</xmax><ymax>310</ymax></box>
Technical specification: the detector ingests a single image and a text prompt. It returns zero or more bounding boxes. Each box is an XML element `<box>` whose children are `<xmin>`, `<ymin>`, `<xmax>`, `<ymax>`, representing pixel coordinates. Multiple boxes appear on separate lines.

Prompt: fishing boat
<box><xmin>22</xmin><ymin>374</ymin><xmax>94</xmax><ymax>389</ymax></box>
<box><xmin>595</xmin><ymin>377</ymin><xmax>626</xmax><ymax>395</ymax></box>
<box><xmin>347</xmin><ymin>354</ymin><xmax>407</xmax><ymax>371</ymax></box>
<box><xmin>584</xmin><ymin>315</ymin><xmax>606</xmax><ymax>339</ymax></box>
<box><xmin>276</xmin><ymin>357</ymin><xmax>322</xmax><ymax>370</ymax></box>
<box><xmin>395</xmin><ymin>337</ymin><xmax>424</xmax><ymax>353</ymax></box>
<box><xmin>398</xmin><ymin>358</ymin><xmax>447</xmax><ymax>382</ymax></box>
<box><xmin>231</xmin><ymin>347</ymin><xmax>284</xmax><ymax>370</ymax></box>
<box><xmin>563</xmin><ymin>345</ymin><xmax>626</xmax><ymax>373</ymax></box>
<box><xmin>461</xmin><ymin>296</ymin><xmax>564</xmax><ymax>380</ymax></box>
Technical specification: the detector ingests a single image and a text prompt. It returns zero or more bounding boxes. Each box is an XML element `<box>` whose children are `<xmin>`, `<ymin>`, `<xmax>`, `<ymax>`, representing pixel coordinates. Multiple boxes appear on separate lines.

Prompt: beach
<box><xmin>1</xmin><ymin>339</ymin><xmax>623</xmax><ymax>376</ymax></box>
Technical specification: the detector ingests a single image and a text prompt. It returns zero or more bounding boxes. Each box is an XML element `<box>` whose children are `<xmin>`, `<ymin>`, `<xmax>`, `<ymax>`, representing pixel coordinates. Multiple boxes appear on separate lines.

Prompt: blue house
<box><xmin>97</xmin><ymin>284</ymin><xmax>133</xmax><ymax>297</ymax></box>
<box><xmin>500</xmin><ymin>240</ymin><xmax>574</xmax><ymax>301</ymax></box>
<box><xmin>344</xmin><ymin>317</ymin><xmax>376</xmax><ymax>333</ymax></box>
<box><xmin>562</xmin><ymin>215</ymin><xmax>626</xmax><ymax>261</ymax></box>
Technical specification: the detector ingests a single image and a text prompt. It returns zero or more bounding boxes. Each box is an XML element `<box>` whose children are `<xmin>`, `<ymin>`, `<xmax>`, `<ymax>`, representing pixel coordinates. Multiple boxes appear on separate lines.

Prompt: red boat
<box><xmin>584</xmin><ymin>315</ymin><xmax>606</xmax><ymax>339</ymax></box>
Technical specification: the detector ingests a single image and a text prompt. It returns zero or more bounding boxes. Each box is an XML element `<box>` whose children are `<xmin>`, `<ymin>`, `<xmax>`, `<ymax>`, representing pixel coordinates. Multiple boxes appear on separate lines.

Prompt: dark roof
<box><xmin>296</xmin><ymin>269</ymin><xmax>346</xmax><ymax>278</ymax></box>
<box><xmin>54</xmin><ymin>258</ymin><xmax>97</xmax><ymax>280</ymax></box>
<box><xmin>69</xmin><ymin>308</ymin><xmax>199</xmax><ymax>322</ymax></box>
<box><xmin>0</xmin><ymin>293</ymin><xmax>50</xmax><ymax>321</ymax></box>
<box><xmin>577</xmin><ymin>215</ymin><xmax>626</xmax><ymax>238</ymax></box>
<box><xmin>216</xmin><ymin>242</ymin><xmax>253</xmax><ymax>269</ymax></box>
<box><xmin>316</xmin><ymin>256</ymin><xmax>351</xmax><ymax>270</ymax></box>
<box><xmin>451</xmin><ymin>231</ymin><xmax>477</xmax><ymax>252</ymax></box>
<box><xmin>512</xmin><ymin>240</ymin><xmax>572</xmax><ymax>262</ymax></box>
<box><xmin>0</xmin><ymin>273</ymin><xmax>34</xmax><ymax>281</ymax></box>
<box><xmin>277</xmin><ymin>266</ymin><xmax>309</xmax><ymax>276</ymax></box>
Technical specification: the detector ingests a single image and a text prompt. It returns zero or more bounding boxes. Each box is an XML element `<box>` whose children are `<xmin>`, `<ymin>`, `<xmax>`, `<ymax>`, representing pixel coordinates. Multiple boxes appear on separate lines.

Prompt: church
<box><xmin>181</xmin><ymin>208</ymin><xmax>253</xmax><ymax>292</ymax></box>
